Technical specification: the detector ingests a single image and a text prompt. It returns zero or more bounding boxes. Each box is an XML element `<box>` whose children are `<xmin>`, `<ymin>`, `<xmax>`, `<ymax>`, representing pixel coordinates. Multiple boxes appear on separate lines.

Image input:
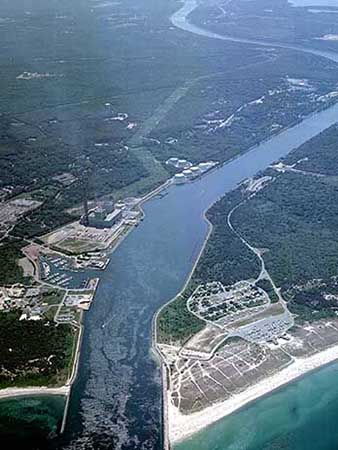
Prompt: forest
<box><xmin>158</xmin><ymin>123</ymin><xmax>338</xmax><ymax>341</ymax></box>
<box><xmin>0</xmin><ymin>312</ymin><xmax>74</xmax><ymax>388</ymax></box>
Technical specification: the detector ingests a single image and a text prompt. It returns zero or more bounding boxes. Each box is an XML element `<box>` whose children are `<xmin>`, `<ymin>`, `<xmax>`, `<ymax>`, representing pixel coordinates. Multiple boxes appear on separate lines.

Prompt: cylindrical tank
<box><xmin>174</xmin><ymin>173</ymin><xmax>186</xmax><ymax>184</ymax></box>
<box><xmin>182</xmin><ymin>169</ymin><xmax>193</xmax><ymax>179</ymax></box>
<box><xmin>190</xmin><ymin>166</ymin><xmax>201</xmax><ymax>176</ymax></box>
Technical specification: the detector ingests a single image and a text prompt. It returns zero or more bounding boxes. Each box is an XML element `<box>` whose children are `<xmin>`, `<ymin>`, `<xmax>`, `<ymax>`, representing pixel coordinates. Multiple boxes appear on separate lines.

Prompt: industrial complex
<box><xmin>166</xmin><ymin>157</ymin><xmax>218</xmax><ymax>184</ymax></box>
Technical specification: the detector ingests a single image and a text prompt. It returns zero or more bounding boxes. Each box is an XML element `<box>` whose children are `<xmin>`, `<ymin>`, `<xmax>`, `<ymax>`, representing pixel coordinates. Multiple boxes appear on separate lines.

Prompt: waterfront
<box><xmin>61</xmin><ymin>97</ymin><xmax>338</xmax><ymax>449</ymax></box>
<box><xmin>175</xmin><ymin>361</ymin><xmax>338</xmax><ymax>450</ymax></box>
<box><xmin>6</xmin><ymin>34</ymin><xmax>338</xmax><ymax>450</ymax></box>
<box><xmin>3</xmin><ymin>1</ymin><xmax>338</xmax><ymax>449</ymax></box>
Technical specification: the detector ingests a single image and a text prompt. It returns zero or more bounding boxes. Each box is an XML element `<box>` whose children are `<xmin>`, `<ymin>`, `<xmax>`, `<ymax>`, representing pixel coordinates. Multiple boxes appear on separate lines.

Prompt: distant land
<box><xmin>3</xmin><ymin>0</ymin><xmax>338</xmax><ymax>448</ymax></box>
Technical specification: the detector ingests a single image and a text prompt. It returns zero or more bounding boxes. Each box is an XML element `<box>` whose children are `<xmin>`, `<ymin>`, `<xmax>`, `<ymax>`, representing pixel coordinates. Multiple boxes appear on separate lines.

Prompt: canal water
<box><xmin>59</xmin><ymin>98</ymin><xmax>338</xmax><ymax>450</ymax></box>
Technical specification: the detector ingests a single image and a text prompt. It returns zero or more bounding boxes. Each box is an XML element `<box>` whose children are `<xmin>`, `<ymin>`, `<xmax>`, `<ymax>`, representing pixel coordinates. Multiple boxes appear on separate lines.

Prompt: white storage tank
<box><xmin>167</xmin><ymin>157</ymin><xmax>179</xmax><ymax>165</ymax></box>
<box><xmin>198</xmin><ymin>162</ymin><xmax>209</xmax><ymax>172</ymax></box>
<box><xmin>205</xmin><ymin>161</ymin><xmax>215</xmax><ymax>170</ymax></box>
<box><xmin>190</xmin><ymin>166</ymin><xmax>201</xmax><ymax>176</ymax></box>
<box><xmin>177</xmin><ymin>159</ymin><xmax>188</xmax><ymax>168</ymax></box>
<box><xmin>182</xmin><ymin>169</ymin><xmax>193</xmax><ymax>179</ymax></box>
<box><xmin>174</xmin><ymin>173</ymin><xmax>186</xmax><ymax>184</ymax></box>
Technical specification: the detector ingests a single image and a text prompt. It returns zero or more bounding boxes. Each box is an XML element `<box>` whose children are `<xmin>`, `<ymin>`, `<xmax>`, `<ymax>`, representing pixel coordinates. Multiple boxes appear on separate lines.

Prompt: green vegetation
<box><xmin>198</xmin><ymin>125</ymin><xmax>338</xmax><ymax>323</ymax></box>
<box><xmin>0</xmin><ymin>312</ymin><xmax>75</xmax><ymax>388</ymax></box>
<box><xmin>157</xmin><ymin>190</ymin><xmax>260</xmax><ymax>344</ymax></box>
<box><xmin>2</xmin><ymin>0</ymin><xmax>337</xmax><ymax>246</ymax></box>
<box><xmin>0</xmin><ymin>239</ymin><xmax>26</xmax><ymax>285</ymax></box>
<box><xmin>232</xmin><ymin>172</ymin><xmax>338</xmax><ymax>289</ymax></box>
<box><xmin>158</xmin><ymin>121</ymin><xmax>338</xmax><ymax>338</ymax></box>
<box><xmin>157</xmin><ymin>284</ymin><xmax>204</xmax><ymax>345</ymax></box>
<box><xmin>286</xmin><ymin>124</ymin><xmax>338</xmax><ymax>175</ymax></box>
<box><xmin>194</xmin><ymin>190</ymin><xmax>260</xmax><ymax>286</ymax></box>
<box><xmin>43</xmin><ymin>306</ymin><xmax>58</xmax><ymax>322</ymax></box>
<box><xmin>13</xmin><ymin>199</ymin><xmax>76</xmax><ymax>238</ymax></box>
<box><xmin>255</xmin><ymin>279</ymin><xmax>279</xmax><ymax>303</ymax></box>
<box><xmin>191</xmin><ymin>0</ymin><xmax>338</xmax><ymax>49</ymax></box>
<box><xmin>284</xmin><ymin>276</ymin><xmax>338</xmax><ymax>322</ymax></box>
<box><xmin>41</xmin><ymin>290</ymin><xmax>64</xmax><ymax>306</ymax></box>
<box><xmin>150</xmin><ymin>62</ymin><xmax>338</xmax><ymax>166</ymax></box>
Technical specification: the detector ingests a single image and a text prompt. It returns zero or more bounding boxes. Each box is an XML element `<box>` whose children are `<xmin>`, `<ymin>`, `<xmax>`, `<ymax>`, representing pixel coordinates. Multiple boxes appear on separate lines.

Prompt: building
<box><xmin>87</xmin><ymin>206</ymin><xmax>123</xmax><ymax>229</ymax></box>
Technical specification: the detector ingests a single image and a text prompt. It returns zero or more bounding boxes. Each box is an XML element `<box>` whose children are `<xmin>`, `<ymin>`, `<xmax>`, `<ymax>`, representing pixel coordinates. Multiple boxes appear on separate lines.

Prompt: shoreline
<box><xmin>152</xmin><ymin>200</ymin><xmax>214</xmax><ymax>450</ymax></box>
<box><xmin>157</xmin><ymin>1</ymin><xmax>338</xmax><ymax>447</ymax></box>
<box><xmin>168</xmin><ymin>345</ymin><xmax>338</xmax><ymax>444</ymax></box>
<box><xmin>0</xmin><ymin>310</ymin><xmax>84</xmax><ymax>432</ymax></box>
<box><xmin>5</xmin><ymin>0</ymin><xmax>338</xmax><ymax>437</ymax></box>
<box><xmin>0</xmin><ymin>385</ymin><xmax>70</xmax><ymax>401</ymax></box>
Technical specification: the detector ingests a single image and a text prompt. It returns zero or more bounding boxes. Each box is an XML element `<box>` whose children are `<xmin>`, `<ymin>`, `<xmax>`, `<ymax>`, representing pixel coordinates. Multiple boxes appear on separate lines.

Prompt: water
<box><xmin>171</xmin><ymin>0</ymin><xmax>338</xmax><ymax>62</ymax></box>
<box><xmin>4</xmin><ymin>1</ymin><xmax>338</xmax><ymax>448</ymax></box>
<box><xmin>60</xmin><ymin>98</ymin><xmax>338</xmax><ymax>449</ymax></box>
<box><xmin>0</xmin><ymin>395</ymin><xmax>65</xmax><ymax>448</ymax></box>
<box><xmin>175</xmin><ymin>362</ymin><xmax>338</xmax><ymax>450</ymax></box>
<box><xmin>290</xmin><ymin>0</ymin><xmax>338</xmax><ymax>7</ymax></box>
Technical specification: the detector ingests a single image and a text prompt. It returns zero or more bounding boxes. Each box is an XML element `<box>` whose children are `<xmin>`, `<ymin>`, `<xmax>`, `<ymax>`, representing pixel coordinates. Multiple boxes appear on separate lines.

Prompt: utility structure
<box><xmin>82</xmin><ymin>177</ymin><xmax>89</xmax><ymax>226</ymax></box>
<box><xmin>79</xmin><ymin>159</ymin><xmax>93</xmax><ymax>227</ymax></box>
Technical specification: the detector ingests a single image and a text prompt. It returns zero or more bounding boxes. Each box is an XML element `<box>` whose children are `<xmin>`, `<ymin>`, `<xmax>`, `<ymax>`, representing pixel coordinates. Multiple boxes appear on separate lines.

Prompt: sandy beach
<box><xmin>168</xmin><ymin>344</ymin><xmax>338</xmax><ymax>443</ymax></box>
<box><xmin>0</xmin><ymin>385</ymin><xmax>70</xmax><ymax>401</ymax></box>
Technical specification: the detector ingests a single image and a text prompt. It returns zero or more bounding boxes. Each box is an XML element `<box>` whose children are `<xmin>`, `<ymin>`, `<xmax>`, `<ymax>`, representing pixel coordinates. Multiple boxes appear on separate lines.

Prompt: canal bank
<box><xmin>63</xmin><ymin>0</ymin><xmax>338</xmax><ymax>441</ymax></box>
<box><xmin>4</xmin><ymin>0</ymin><xmax>338</xmax><ymax>448</ymax></box>
<box><xmin>62</xmin><ymin>98</ymin><xmax>338</xmax><ymax>449</ymax></box>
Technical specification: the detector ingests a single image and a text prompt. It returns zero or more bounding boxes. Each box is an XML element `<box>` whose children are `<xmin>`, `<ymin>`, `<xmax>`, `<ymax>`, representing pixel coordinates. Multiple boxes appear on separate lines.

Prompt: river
<box><xmin>5</xmin><ymin>1</ymin><xmax>338</xmax><ymax>449</ymax></box>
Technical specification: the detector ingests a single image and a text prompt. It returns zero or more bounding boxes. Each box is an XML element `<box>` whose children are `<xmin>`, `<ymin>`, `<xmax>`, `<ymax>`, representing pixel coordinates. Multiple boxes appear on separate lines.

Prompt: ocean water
<box><xmin>0</xmin><ymin>395</ymin><xmax>65</xmax><ymax>449</ymax></box>
<box><xmin>4</xmin><ymin>0</ymin><xmax>338</xmax><ymax>447</ymax></box>
<box><xmin>175</xmin><ymin>362</ymin><xmax>338</xmax><ymax>450</ymax></box>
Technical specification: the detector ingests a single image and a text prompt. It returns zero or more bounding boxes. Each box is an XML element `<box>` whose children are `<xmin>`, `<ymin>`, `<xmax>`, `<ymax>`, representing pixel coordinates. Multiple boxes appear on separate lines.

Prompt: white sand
<box><xmin>168</xmin><ymin>345</ymin><xmax>338</xmax><ymax>443</ymax></box>
<box><xmin>0</xmin><ymin>385</ymin><xmax>70</xmax><ymax>400</ymax></box>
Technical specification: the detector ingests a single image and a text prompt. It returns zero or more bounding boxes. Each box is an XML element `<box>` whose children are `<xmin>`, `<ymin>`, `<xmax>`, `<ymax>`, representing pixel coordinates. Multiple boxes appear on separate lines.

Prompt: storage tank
<box><xmin>174</xmin><ymin>173</ymin><xmax>186</xmax><ymax>184</ymax></box>
<box><xmin>198</xmin><ymin>162</ymin><xmax>209</xmax><ymax>172</ymax></box>
<box><xmin>190</xmin><ymin>166</ymin><xmax>201</xmax><ymax>176</ymax></box>
<box><xmin>177</xmin><ymin>159</ymin><xmax>188</xmax><ymax>168</ymax></box>
<box><xmin>182</xmin><ymin>169</ymin><xmax>193</xmax><ymax>179</ymax></box>
<box><xmin>167</xmin><ymin>157</ymin><xmax>179</xmax><ymax>165</ymax></box>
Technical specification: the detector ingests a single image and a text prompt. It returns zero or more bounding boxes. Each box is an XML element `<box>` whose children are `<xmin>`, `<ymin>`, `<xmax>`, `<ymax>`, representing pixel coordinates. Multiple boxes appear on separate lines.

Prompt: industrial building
<box><xmin>80</xmin><ymin>201</ymin><xmax>123</xmax><ymax>229</ymax></box>
<box><xmin>87</xmin><ymin>206</ymin><xmax>123</xmax><ymax>229</ymax></box>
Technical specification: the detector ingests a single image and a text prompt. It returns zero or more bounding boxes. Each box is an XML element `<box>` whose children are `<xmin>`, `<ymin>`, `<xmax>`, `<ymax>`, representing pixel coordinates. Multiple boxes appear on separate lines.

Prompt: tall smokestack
<box><xmin>83</xmin><ymin>179</ymin><xmax>89</xmax><ymax>226</ymax></box>
<box><xmin>79</xmin><ymin>158</ymin><xmax>93</xmax><ymax>227</ymax></box>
